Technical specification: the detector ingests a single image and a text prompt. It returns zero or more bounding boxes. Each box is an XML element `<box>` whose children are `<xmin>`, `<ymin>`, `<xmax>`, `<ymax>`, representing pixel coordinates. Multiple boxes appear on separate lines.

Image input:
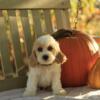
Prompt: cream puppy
<box><xmin>24</xmin><ymin>35</ymin><xmax>67</xmax><ymax>96</ymax></box>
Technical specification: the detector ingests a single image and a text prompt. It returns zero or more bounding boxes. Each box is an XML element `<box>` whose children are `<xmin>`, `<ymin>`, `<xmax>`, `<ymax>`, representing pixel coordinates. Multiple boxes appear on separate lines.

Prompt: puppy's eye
<box><xmin>48</xmin><ymin>46</ymin><xmax>53</xmax><ymax>51</ymax></box>
<box><xmin>37</xmin><ymin>47</ymin><xmax>43</xmax><ymax>52</ymax></box>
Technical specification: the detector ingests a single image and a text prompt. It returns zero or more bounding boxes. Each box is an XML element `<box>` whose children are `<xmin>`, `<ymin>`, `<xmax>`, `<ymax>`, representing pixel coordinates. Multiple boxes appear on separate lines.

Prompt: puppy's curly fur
<box><xmin>24</xmin><ymin>35</ymin><xmax>67</xmax><ymax>96</ymax></box>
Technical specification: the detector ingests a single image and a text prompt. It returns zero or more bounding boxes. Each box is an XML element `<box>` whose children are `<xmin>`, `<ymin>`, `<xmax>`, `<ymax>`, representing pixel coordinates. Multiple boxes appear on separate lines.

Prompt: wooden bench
<box><xmin>0</xmin><ymin>7</ymin><xmax>70</xmax><ymax>91</ymax></box>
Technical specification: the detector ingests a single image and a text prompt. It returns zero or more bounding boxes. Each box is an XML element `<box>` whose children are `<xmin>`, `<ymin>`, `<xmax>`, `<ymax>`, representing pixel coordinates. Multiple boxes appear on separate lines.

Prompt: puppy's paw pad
<box><xmin>23</xmin><ymin>91</ymin><xmax>36</xmax><ymax>96</ymax></box>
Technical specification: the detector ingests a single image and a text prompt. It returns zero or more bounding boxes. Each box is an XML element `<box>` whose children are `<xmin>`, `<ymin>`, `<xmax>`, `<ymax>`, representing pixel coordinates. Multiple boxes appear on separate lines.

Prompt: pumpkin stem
<box><xmin>52</xmin><ymin>29</ymin><xmax>73</xmax><ymax>40</ymax></box>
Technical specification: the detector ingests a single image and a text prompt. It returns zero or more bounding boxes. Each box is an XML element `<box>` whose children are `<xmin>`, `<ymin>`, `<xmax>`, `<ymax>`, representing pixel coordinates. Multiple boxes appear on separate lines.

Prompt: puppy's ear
<box><xmin>28</xmin><ymin>51</ymin><xmax>38</xmax><ymax>67</ymax></box>
<box><xmin>56</xmin><ymin>51</ymin><xmax>67</xmax><ymax>64</ymax></box>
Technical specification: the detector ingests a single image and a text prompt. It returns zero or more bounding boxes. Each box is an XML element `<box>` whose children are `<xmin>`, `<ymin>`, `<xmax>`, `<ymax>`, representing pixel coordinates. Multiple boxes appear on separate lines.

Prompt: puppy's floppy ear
<box><xmin>28</xmin><ymin>50</ymin><xmax>38</xmax><ymax>67</ymax></box>
<box><xmin>56</xmin><ymin>51</ymin><xmax>67</xmax><ymax>64</ymax></box>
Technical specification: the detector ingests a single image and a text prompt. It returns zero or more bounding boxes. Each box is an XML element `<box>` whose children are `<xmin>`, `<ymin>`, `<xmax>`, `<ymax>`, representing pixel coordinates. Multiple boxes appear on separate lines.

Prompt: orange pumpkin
<box><xmin>88</xmin><ymin>58</ymin><xmax>100</xmax><ymax>89</ymax></box>
<box><xmin>54</xmin><ymin>30</ymin><xmax>100</xmax><ymax>87</ymax></box>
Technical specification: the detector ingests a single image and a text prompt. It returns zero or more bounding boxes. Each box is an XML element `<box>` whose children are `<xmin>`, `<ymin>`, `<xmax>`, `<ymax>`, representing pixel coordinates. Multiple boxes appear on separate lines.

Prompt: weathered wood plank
<box><xmin>8</xmin><ymin>10</ymin><xmax>24</xmax><ymax>73</ymax></box>
<box><xmin>32</xmin><ymin>10</ymin><xmax>43</xmax><ymax>37</ymax></box>
<box><xmin>0</xmin><ymin>76</ymin><xmax>27</xmax><ymax>92</ymax></box>
<box><xmin>55</xmin><ymin>9</ymin><xmax>70</xmax><ymax>29</ymax></box>
<box><xmin>63</xmin><ymin>9</ymin><xmax>71</xmax><ymax>29</ymax></box>
<box><xmin>0</xmin><ymin>17</ymin><xmax>14</xmax><ymax>76</ymax></box>
<box><xmin>20</xmin><ymin>10</ymin><xmax>33</xmax><ymax>56</ymax></box>
<box><xmin>43</xmin><ymin>10</ymin><xmax>53</xmax><ymax>33</ymax></box>
<box><xmin>0</xmin><ymin>0</ymin><xmax>69</xmax><ymax>9</ymax></box>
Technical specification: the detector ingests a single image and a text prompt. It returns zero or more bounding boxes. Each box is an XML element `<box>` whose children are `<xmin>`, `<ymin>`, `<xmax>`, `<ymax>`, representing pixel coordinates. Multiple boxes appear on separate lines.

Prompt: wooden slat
<box><xmin>20</xmin><ymin>10</ymin><xmax>33</xmax><ymax>56</ymax></box>
<box><xmin>32</xmin><ymin>10</ymin><xmax>43</xmax><ymax>37</ymax></box>
<box><xmin>8</xmin><ymin>10</ymin><xmax>23</xmax><ymax>72</ymax></box>
<box><xmin>0</xmin><ymin>0</ymin><xmax>69</xmax><ymax>9</ymax></box>
<box><xmin>55</xmin><ymin>9</ymin><xmax>70</xmax><ymax>29</ymax></box>
<box><xmin>64</xmin><ymin>9</ymin><xmax>71</xmax><ymax>29</ymax></box>
<box><xmin>0</xmin><ymin>17</ymin><xmax>14</xmax><ymax>76</ymax></box>
<box><xmin>5</xmin><ymin>10</ymin><xmax>28</xmax><ymax>17</ymax></box>
<box><xmin>0</xmin><ymin>76</ymin><xmax>27</xmax><ymax>92</ymax></box>
<box><xmin>43</xmin><ymin>10</ymin><xmax>53</xmax><ymax>33</ymax></box>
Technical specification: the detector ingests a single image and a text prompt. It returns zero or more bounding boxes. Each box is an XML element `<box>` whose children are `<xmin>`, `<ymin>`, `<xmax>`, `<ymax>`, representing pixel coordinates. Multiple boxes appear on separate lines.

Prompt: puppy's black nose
<box><xmin>42</xmin><ymin>55</ymin><xmax>49</xmax><ymax>61</ymax></box>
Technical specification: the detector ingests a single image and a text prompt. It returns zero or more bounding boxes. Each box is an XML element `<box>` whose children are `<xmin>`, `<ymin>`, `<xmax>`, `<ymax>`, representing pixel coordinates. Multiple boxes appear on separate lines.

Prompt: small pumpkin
<box><xmin>52</xmin><ymin>29</ymin><xmax>100</xmax><ymax>87</ymax></box>
<box><xmin>88</xmin><ymin>58</ymin><xmax>100</xmax><ymax>89</ymax></box>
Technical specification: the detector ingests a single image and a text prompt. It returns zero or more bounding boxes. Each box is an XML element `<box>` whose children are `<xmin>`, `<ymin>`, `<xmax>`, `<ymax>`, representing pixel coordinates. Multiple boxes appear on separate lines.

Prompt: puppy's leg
<box><xmin>23</xmin><ymin>71</ymin><xmax>38</xmax><ymax>96</ymax></box>
<box><xmin>52</xmin><ymin>71</ymin><xmax>67</xmax><ymax>95</ymax></box>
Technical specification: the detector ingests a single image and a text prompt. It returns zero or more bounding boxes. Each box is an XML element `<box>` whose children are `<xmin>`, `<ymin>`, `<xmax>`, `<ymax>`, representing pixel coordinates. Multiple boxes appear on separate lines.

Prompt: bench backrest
<box><xmin>0</xmin><ymin>3</ymin><xmax>70</xmax><ymax>91</ymax></box>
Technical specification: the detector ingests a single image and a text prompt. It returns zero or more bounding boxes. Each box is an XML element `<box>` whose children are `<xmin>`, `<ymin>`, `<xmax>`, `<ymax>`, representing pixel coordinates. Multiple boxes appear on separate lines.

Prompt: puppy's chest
<box><xmin>38</xmin><ymin>67</ymin><xmax>54</xmax><ymax>87</ymax></box>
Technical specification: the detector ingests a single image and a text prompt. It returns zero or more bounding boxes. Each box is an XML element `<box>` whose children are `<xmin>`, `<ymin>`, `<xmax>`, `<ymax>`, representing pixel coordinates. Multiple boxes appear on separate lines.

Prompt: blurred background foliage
<box><xmin>70</xmin><ymin>0</ymin><xmax>100</xmax><ymax>36</ymax></box>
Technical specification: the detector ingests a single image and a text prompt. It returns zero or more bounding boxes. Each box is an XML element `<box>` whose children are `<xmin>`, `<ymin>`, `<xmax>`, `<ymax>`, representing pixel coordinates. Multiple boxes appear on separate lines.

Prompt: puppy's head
<box><xmin>30</xmin><ymin>35</ymin><xmax>67</xmax><ymax>67</ymax></box>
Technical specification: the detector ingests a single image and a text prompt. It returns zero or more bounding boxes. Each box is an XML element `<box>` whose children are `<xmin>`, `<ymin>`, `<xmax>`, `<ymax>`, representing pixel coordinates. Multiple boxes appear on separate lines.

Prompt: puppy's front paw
<box><xmin>58</xmin><ymin>89</ymin><xmax>67</xmax><ymax>96</ymax></box>
<box><xmin>23</xmin><ymin>91</ymin><xmax>36</xmax><ymax>96</ymax></box>
<box><xmin>53</xmin><ymin>89</ymin><xmax>67</xmax><ymax>96</ymax></box>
